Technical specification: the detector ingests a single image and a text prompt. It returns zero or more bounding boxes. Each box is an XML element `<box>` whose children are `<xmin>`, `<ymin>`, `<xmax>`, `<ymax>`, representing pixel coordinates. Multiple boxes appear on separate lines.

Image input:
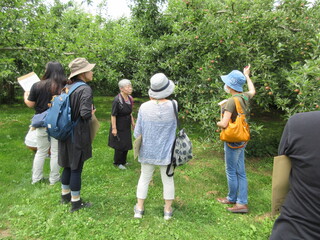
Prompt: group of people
<box><xmin>23</xmin><ymin>58</ymin><xmax>320</xmax><ymax>238</ymax></box>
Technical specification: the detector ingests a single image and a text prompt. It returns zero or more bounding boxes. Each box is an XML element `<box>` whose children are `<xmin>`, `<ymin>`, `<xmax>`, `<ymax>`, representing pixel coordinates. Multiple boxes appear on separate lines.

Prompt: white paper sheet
<box><xmin>17</xmin><ymin>72</ymin><xmax>40</xmax><ymax>91</ymax></box>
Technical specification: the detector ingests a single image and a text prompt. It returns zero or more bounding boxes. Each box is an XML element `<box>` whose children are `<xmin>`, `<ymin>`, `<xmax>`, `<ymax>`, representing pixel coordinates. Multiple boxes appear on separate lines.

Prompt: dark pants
<box><xmin>114</xmin><ymin>149</ymin><xmax>128</xmax><ymax>165</ymax></box>
<box><xmin>61</xmin><ymin>161</ymin><xmax>84</xmax><ymax>191</ymax></box>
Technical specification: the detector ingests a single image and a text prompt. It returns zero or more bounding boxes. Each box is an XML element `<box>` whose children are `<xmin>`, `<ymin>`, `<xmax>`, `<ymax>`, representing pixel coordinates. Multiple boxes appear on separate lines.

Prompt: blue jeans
<box><xmin>224</xmin><ymin>142</ymin><xmax>248</xmax><ymax>205</ymax></box>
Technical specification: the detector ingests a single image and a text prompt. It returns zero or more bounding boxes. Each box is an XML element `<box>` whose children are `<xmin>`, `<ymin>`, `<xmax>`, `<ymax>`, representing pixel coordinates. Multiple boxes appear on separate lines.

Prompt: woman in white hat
<box><xmin>58</xmin><ymin>57</ymin><xmax>96</xmax><ymax>212</ymax></box>
<box><xmin>133</xmin><ymin>73</ymin><xmax>177</xmax><ymax>220</ymax></box>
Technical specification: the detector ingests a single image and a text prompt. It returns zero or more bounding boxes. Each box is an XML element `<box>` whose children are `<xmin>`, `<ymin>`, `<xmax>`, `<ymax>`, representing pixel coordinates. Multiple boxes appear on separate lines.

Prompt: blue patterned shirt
<box><xmin>134</xmin><ymin>100</ymin><xmax>177</xmax><ymax>165</ymax></box>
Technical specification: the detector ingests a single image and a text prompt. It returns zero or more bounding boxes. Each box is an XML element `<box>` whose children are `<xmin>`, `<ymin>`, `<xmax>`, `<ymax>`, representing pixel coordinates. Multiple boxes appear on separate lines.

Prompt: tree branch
<box><xmin>0</xmin><ymin>47</ymin><xmax>75</xmax><ymax>55</ymax></box>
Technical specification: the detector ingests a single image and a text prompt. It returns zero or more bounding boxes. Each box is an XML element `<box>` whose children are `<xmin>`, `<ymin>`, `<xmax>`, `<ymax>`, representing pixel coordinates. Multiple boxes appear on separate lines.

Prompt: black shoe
<box><xmin>70</xmin><ymin>199</ymin><xmax>92</xmax><ymax>212</ymax></box>
<box><xmin>61</xmin><ymin>193</ymin><xmax>71</xmax><ymax>204</ymax></box>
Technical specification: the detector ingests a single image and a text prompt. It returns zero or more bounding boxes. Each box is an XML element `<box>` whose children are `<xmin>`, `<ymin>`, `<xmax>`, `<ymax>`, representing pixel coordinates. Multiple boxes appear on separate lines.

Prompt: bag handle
<box><xmin>167</xmin><ymin>100</ymin><xmax>179</xmax><ymax>177</ymax></box>
<box><xmin>233</xmin><ymin>97</ymin><xmax>244</xmax><ymax>115</ymax></box>
<box><xmin>171</xmin><ymin>100</ymin><xmax>180</xmax><ymax>130</ymax></box>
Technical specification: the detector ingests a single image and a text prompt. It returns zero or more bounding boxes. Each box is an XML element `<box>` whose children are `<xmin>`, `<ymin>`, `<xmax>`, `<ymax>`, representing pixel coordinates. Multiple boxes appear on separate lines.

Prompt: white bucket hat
<box><xmin>148</xmin><ymin>73</ymin><xmax>175</xmax><ymax>99</ymax></box>
<box><xmin>68</xmin><ymin>58</ymin><xmax>95</xmax><ymax>79</ymax></box>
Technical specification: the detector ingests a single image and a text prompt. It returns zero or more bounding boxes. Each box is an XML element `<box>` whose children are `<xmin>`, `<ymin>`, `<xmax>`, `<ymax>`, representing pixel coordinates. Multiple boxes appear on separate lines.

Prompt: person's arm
<box><xmin>131</xmin><ymin>114</ymin><xmax>135</xmax><ymax>129</ymax></box>
<box><xmin>24</xmin><ymin>91</ymin><xmax>35</xmax><ymax>108</ymax></box>
<box><xmin>278</xmin><ymin>121</ymin><xmax>290</xmax><ymax>156</ymax></box>
<box><xmin>133</xmin><ymin>110</ymin><xmax>142</xmax><ymax>138</ymax></box>
<box><xmin>243</xmin><ymin>64</ymin><xmax>256</xmax><ymax>97</ymax></box>
<box><xmin>217</xmin><ymin>111</ymin><xmax>232</xmax><ymax>129</ymax></box>
<box><xmin>111</xmin><ymin>115</ymin><xmax>117</xmax><ymax>136</ymax></box>
<box><xmin>80</xmin><ymin>87</ymin><xmax>93</xmax><ymax>120</ymax></box>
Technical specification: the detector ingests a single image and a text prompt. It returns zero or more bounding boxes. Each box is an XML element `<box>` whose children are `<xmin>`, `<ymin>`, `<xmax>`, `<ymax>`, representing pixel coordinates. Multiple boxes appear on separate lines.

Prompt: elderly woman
<box><xmin>133</xmin><ymin>73</ymin><xmax>177</xmax><ymax>220</ymax></box>
<box><xmin>108</xmin><ymin>79</ymin><xmax>135</xmax><ymax>170</ymax></box>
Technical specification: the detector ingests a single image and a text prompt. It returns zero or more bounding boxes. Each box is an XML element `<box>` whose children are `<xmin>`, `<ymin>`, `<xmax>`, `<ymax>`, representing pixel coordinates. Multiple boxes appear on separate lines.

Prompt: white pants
<box><xmin>136</xmin><ymin>163</ymin><xmax>175</xmax><ymax>200</ymax></box>
<box><xmin>32</xmin><ymin>128</ymin><xmax>60</xmax><ymax>184</ymax></box>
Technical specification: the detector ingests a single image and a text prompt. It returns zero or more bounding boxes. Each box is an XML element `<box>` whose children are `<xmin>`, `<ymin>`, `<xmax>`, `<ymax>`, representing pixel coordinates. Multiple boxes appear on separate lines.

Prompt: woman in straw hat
<box><xmin>133</xmin><ymin>73</ymin><xmax>177</xmax><ymax>220</ymax></box>
<box><xmin>24</xmin><ymin>61</ymin><xmax>66</xmax><ymax>185</ymax></box>
<box><xmin>58</xmin><ymin>57</ymin><xmax>95</xmax><ymax>212</ymax></box>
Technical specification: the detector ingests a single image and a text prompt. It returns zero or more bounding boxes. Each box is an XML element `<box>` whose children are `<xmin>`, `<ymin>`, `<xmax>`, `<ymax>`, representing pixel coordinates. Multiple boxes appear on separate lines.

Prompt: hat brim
<box><xmin>148</xmin><ymin>80</ymin><xmax>175</xmax><ymax>99</ymax></box>
<box><xmin>68</xmin><ymin>63</ymin><xmax>95</xmax><ymax>79</ymax></box>
<box><xmin>220</xmin><ymin>75</ymin><xmax>243</xmax><ymax>92</ymax></box>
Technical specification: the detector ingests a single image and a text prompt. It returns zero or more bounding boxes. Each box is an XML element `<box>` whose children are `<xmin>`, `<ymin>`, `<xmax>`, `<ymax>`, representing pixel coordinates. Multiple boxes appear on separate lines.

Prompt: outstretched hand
<box><xmin>243</xmin><ymin>64</ymin><xmax>251</xmax><ymax>77</ymax></box>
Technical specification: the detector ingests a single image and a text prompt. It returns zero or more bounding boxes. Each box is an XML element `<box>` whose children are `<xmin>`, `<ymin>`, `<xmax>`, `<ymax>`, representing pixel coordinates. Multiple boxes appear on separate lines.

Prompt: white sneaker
<box><xmin>118</xmin><ymin>164</ymin><xmax>127</xmax><ymax>170</ymax></box>
<box><xmin>134</xmin><ymin>205</ymin><xmax>144</xmax><ymax>218</ymax></box>
<box><xmin>164</xmin><ymin>208</ymin><xmax>173</xmax><ymax>220</ymax></box>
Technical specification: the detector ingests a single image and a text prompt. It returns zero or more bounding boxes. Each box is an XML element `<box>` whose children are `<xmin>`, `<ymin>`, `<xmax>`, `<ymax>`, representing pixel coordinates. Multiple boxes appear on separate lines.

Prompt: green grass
<box><xmin>0</xmin><ymin>96</ymin><xmax>278</xmax><ymax>239</ymax></box>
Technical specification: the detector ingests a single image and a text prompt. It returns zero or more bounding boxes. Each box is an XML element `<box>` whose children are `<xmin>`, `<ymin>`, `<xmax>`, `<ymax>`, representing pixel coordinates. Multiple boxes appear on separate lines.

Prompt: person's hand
<box><xmin>112</xmin><ymin>128</ymin><xmax>117</xmax><ymax>136</ymax></box>
<box><xmin>243</xmin><ymin>64</ymin><xmax>251</xmax><ymax>77</ymax></box>
<box><xmin>92</xmin><ymin>105</ymin><xmax>96</xmax><ymax>115</ymax></box>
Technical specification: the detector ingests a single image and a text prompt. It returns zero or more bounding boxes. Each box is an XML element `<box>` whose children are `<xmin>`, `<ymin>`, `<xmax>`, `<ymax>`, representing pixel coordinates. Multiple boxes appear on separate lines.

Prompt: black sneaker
<box><xmin>70</xmin><ymin>199</ymin><xmax>92</xmax><ymax>212</ymax></box>
<box><xmin>61</xmin><ymin>193</ymin><xmax>71</xmax><ymax>204</ymax></box>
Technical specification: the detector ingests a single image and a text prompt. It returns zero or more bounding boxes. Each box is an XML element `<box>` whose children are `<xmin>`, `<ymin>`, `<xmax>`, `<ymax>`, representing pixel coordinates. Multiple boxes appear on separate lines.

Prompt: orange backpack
<box><xmin>220</xmin><ymin>97</ymin><xmax>250</xmax><ymax>144</ymax></box>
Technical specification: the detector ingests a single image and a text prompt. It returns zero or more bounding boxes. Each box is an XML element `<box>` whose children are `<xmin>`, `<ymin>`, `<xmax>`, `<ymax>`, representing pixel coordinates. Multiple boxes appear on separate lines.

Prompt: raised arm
<box><xmin>243</xmin><ymin>64</ymin><xmax>256</xmax><ymax>97</ymax></box>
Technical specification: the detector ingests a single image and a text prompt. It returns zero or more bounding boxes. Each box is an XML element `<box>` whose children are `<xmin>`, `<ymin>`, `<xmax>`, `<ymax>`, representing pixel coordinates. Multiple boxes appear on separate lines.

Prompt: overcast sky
<box><xmin>46</xmin><ymin>0</ymin><xmax>131</xmax><ymax>19</ymax></box>
<box><xmin>47</xmin><ymin>0</ymin><xmax>316</xmax><ymax>19</ymax></box>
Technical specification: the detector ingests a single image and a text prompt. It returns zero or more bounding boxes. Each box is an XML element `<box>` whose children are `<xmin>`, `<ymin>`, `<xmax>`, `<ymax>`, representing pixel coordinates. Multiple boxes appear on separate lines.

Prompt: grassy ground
<box><xmin>0</xmin><ymin>96</ymin><xmax>278</xmax><ymax>240</ymax></box>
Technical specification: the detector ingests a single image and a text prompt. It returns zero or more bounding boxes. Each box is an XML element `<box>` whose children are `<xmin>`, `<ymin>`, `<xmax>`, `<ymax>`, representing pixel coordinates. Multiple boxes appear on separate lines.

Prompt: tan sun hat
<box><xmin>68</xmin><ymin>58</ymin><xmax>95</xmax><ymax>79</ymax></box>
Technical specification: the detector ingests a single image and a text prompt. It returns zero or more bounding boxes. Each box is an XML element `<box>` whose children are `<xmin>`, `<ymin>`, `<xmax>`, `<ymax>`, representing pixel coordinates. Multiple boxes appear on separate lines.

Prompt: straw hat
<box><xmin>68</xmin><ymin>58</ymin><xmax>95</xmax><ymax>79</ymax></box>
<box><xmin>148</xmin><ymin>73</ymin><xmax>175</xmax><ymax>99</ymax></box>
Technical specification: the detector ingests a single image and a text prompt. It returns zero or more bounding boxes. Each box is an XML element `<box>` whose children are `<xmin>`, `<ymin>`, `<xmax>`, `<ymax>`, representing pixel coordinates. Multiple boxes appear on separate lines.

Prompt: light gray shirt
<box><xmin>134</xmin><ymin>100</ymin><xmax>177</xmax><ymax>165</ymax></box>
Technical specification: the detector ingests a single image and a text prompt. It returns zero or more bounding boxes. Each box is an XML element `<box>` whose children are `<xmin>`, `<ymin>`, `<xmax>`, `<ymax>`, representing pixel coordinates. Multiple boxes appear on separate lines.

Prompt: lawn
<box><xmin>0</xmin><ymin>96</ymin><xmax>278</xmax><ymax>240</ymax></box>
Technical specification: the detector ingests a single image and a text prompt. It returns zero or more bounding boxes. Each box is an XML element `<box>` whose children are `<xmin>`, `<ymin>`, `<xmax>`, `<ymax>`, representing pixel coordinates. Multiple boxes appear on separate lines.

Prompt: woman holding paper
<box><xmin>24</xmin><ymin>62</ymin><xmax>66</xmax><ymax>185</ymax></box>
<box><xmin>216</xmin><ymin>65</ymin><xmax>255</xmax><ymax>213</ymax></box>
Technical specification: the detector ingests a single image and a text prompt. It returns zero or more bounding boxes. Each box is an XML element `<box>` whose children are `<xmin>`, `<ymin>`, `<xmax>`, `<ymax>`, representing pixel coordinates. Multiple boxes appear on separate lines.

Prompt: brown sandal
<box><xmin>217</xmin><ymin>197</ymin><xmax>236</xmax><ymax>205</ymax></box>
<box><xmin>227</xmin><ymin>204</ymin><xmax>249</xmax><ymax>213</ymax></box>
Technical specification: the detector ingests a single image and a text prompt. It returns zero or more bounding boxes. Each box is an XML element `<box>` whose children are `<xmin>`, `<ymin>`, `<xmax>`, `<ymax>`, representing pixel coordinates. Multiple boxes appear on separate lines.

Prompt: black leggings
<box><xmin>114</xmin><ymin>149</ymin><xmax>128</xmax><ymax>165</ymax></box>
<box><xmin>61</xmin><ymin>161</ymin><xmax>84</xmax><ymax>191</ymax></box>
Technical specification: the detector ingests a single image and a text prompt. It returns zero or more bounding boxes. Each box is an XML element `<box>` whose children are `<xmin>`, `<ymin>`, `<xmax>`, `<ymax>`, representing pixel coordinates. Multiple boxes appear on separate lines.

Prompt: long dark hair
<box><xmin>42</xmin><ymin>61</ymin><xmax>67</xmax><ymax>95</ymax></box>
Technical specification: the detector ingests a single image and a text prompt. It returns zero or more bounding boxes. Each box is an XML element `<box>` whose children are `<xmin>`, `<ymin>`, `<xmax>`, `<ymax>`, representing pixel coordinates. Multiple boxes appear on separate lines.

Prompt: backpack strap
<box><xmin>66</xmin><ymin>81</ymin><xmax>87</xmax><ymax>96</ymax></box>
<box><xmin>66</xmin><ymin>81</ymin><xmax>87</xmax><ymax>142</ymax></box>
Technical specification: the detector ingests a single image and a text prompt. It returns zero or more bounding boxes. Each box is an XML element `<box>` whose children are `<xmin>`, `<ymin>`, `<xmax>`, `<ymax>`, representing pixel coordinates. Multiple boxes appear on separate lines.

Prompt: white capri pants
<box><xmin>32</xmin><ymin>127</ymin><xmax>60</xmax><ymax>184</ymax></box>
<box><xmin>136</xmin><ymin>163</ymin><xmax>175</xmax><ymax>200</ymax></box>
